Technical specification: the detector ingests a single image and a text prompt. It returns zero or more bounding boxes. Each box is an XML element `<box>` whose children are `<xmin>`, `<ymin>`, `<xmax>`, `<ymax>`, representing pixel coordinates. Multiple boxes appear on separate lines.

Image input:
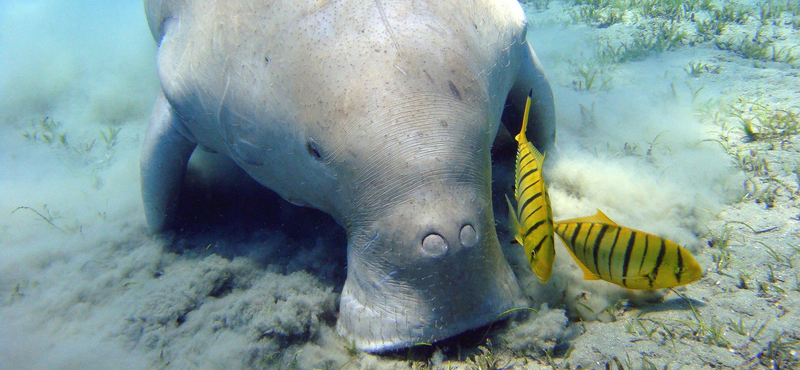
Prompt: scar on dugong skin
<box><xmin>141</xmin><ymin>0</ymin><xmax>555</xmax><ymax>352</ymax></box>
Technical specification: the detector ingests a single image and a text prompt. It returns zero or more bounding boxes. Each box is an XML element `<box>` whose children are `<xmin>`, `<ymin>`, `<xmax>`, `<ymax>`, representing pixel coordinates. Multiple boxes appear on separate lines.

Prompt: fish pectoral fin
<box><xmin>582</xmin><ymin>270</ymin><xmax>602</xmax><ymax>281</ymax></box>
<box><xmin>554</xmin><ymin>209</ymin><xmax>619</xmax><ymax>226</ymax></box>
<box><xmin>571</xmin><ymin>255</ymin><xmax>601</xmax><ymax>281</ymax></box>
<box><xmin>556</xmin><ymin>233</ymin><xmax>602</xmax><ymax>281</ymax></box>
<box><xmin>505</xmin><ymin>195</ymin><xmax>523</xmax><ymax>244</ymax></box>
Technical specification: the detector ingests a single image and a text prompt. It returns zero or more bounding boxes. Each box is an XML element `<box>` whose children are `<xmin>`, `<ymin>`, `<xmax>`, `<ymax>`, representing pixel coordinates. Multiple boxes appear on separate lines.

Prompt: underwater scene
<box><xmin>1</xmin><ymin>0</ymin><xmax>799</xmax><ymax>368</ymax></box>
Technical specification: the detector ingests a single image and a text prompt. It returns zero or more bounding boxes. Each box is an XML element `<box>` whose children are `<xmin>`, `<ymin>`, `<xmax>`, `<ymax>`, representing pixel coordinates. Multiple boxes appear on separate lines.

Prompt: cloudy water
<box><xmin>1</xmin><ymin>0</ymin><xmax>799</xmax><ymax>369</ymax></box>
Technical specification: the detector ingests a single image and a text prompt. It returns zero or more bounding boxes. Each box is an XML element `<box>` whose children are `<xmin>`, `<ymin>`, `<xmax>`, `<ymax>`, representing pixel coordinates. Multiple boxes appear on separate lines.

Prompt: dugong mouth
<box><xmin>335</xmin><ymin>211</ymin><xmax>527</xmax><ymax>352</ymax></box>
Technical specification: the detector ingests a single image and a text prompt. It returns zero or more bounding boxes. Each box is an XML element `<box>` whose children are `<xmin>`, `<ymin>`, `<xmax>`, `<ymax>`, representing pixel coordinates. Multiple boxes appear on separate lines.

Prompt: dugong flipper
<box><xmin>141</xmin><ymin>0</ymin><xmax>555</xmax><ymax>352</ymax></box>
<box><xmin>141</xmin><ymin>93</ymin><xmax>196</xmax><ymax>231</ymax></box>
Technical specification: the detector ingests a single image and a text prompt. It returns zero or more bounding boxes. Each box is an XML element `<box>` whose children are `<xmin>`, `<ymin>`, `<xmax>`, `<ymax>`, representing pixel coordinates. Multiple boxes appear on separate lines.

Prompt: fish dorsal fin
<box><xmin>529</xmin><ymin>143</ymin><xmax>547</xmax><ymax>167</ymax></box>
<box><xmin>591</xmin><ymin>209</ymin><xmax>617</xmax><ymax>225</ymax></box>
<box><xmin>516</xmin><ymin>142</ymin><xmax>546</xmax><ymax>190</ymax></box>
<box><xmin>554</xmin><ymin>233</ymin><xmax>601</xmax><ymax>280</ymax></box>
<box><xmin>555</xmin><ymin>209</ymin><xmax>619</xmax><ymax>226</ymax></box>
<box><xmin>505</xmin><ymin>195</ymin><xmax>523</xmax><ymax>245</ymax></box>
<box><xmin>514</xmin><ymin>89</ymin><xmax>533</xmax><ymax>145</ymax></box>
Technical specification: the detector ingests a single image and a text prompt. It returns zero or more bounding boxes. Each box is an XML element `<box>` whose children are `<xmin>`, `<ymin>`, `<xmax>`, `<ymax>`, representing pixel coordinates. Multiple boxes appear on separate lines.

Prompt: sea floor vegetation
<box><xmin>3</xmin><ymin>0</ymin><xmax>800</xmax><ymax>369</ymax></box>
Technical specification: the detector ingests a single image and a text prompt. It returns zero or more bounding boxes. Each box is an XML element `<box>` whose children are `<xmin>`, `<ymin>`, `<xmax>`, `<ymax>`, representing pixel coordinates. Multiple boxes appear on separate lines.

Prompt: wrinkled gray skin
<box><xmin>142</xmin><ymin>0</ymin><xmax>555</xmax><ymax>352</ymax></box>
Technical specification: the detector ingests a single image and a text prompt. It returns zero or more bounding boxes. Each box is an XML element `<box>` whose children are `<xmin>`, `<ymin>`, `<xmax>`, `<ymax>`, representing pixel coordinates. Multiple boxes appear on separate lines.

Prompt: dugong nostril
<box><xmin>460</xmin><ymin>224</ymin><xmax>478</xmax><ymax>247</ymax></box>
<box><xmin>421</xmin><ymin>233</ymin><xmax>448</xmax><ymax>257</ymax></box>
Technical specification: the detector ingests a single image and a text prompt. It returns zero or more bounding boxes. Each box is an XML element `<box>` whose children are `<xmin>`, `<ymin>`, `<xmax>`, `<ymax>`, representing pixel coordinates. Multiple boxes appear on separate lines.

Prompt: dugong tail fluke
<box><xmin>142</xmin><ymin>0</ymin><xmax>555</xmax><ymax>352</ymax></box>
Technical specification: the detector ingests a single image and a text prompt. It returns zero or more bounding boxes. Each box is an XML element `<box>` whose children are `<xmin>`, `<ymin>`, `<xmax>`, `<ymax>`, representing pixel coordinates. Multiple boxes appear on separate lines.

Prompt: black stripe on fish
<box><xmin>637</xmin><ymin>234</ymin><xmax>649</xmax><ymax>276</ymax></box>
<box><xmin>532</xmin><ymin>234</ymin><xmax>549</xmax><ymax>255</ymax></box>
<box><xmin>519</xmin><ymin>167</ymin><xmax>539</xmax><ymax>185</ymax></box>
<box><xmin>650</xmin><ymin>239</ymin><xmax>667</xmax><ymax>288</ymax></box>
<box><xmin>592</xmin><ymin>225</ymin><xmax>608</xmax><ymax>278</ymax></box>
<box><xmin>519</xmin><ymin>192</ymin><xmax>543</xmax><ymax>217</ymax></box>
<box><xmin>581</xmin><ymin>223</ymin><xmax>594</xmax><ymax>265</ymax></box>
<box><xmin>519</xmin><ymin>153</ymin><xmax>535</xmax><ymax>169</ymax></box>
<box><xmin>555</xmin><ymin>224</ymin><xmax>567</xmax><ymax>242</ymax></box>
<box><xmin>621</xmin><ymin>230</ymin><xmax>636</xmax><ymax>287</ymax></box>
<box><xmin>525</xmin><ymin>219</ymin><xmax>547</xmax><ymax>238</ymax></box>
<box><xmin>676</xmin><ymin>247</ymin><xmax>684</xmax><ymax>284</ymax></box>
<box><xmin>519</xmin><ymin>180</ymin><xmax>541</xmax><ymax>198</ymax></box>
<box><xmin>517</xmin><ymin>163</ymin><xmax>534</xmax><ymax>187</ymax></box>
<box><xmin>518</xmin><ymin>151</ymin><xmax>532</xmax><ymax>167</ymax></box>
<box><xmin>522</xmin><ymin>205</ymin><xmax>543</xmax><ymax>225</ymax></box>
<box><xmin>570</xmin><ymin>223</ymin><xmax>583</xmax><ymax>258</ymax></box>
<box><xmin>607</xmin><ymin>227</ymin><xmax>622</xmax><ymax>281</ymax></box>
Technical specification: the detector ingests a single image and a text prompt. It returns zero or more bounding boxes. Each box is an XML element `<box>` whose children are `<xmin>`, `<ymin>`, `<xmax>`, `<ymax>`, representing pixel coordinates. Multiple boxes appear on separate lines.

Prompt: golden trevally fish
<box><xmin>506</xmin><ymin>89</ymin><xmax>555</xmax><ymax>284</ymax></box>
<box><xmin>554</xmin><ymin>210</ymin><xmax>703</xmax><ymax>289</ymax></box>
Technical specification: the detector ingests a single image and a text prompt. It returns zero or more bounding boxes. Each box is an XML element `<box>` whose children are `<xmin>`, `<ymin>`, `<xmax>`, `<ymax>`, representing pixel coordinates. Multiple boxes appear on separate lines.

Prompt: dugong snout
<box><xmin>337</xmin><ymin>184</ymin><xmax>527</xmax><ymax>352</ymax></box>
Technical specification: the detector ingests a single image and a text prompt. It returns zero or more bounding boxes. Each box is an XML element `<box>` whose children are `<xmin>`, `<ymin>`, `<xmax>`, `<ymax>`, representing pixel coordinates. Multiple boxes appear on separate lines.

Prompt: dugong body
<box><xmin>142</xmin><ymin>0</ymin><xmax>555</xmax><ymax>352</ymax></box>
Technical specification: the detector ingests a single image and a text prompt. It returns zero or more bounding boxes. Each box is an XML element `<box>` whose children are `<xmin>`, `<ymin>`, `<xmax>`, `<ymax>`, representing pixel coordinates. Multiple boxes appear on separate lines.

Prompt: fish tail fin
<box><xmin>514</xmin><ymin>88</ymin><xmax>533</xmax><ymax>144</ymax></box>
<box><xmin>505</xmin><ymin>195</ymin><xmax>523</xmax><ymax>245</ymax></box>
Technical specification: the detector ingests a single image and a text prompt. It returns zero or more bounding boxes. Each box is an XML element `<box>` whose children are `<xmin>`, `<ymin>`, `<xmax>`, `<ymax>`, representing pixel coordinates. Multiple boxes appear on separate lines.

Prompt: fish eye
<box><xmin>307</xmin><ymin>138</ymin><xmax>323</xmax><ymax>160</ymax></box>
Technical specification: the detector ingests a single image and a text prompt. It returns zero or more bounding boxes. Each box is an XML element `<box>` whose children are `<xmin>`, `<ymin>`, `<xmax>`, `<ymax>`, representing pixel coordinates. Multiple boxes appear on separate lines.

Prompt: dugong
<box><xmin>141</xmin><ymin>0</ymin><xmax>555</xmax><ymax>352</ymax></box>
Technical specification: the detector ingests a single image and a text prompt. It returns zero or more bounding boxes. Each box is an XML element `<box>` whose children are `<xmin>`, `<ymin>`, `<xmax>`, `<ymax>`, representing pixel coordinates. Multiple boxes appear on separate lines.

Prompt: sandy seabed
<box><xmin>1</xmin><ymin>0</ymin><xmax>799</xmax><ymax>369</ymax></box>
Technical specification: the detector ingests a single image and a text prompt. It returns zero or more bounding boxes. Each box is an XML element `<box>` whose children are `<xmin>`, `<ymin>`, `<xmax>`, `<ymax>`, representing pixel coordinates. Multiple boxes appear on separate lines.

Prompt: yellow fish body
<box><xmin>506</xmin><ymin>89</ymin><xmax>556</xmax><ymax>284</ymax></box>
<box><xmin>554</xmin><ymin>210</ymin><xmax>703</xmax><ymax>289</ymax></box>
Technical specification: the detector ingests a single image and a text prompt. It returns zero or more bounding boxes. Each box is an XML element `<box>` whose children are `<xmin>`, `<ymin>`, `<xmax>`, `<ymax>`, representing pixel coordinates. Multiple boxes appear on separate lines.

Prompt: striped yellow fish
<box><xmin>506</xmin><ymin>89</ymin><xmax>555</xmax><ymax>284</ymax></box>
<box><xmin>554</xmin><ymin>210</ymin><xmax>703</xmax><ymax>290</ymax></box>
